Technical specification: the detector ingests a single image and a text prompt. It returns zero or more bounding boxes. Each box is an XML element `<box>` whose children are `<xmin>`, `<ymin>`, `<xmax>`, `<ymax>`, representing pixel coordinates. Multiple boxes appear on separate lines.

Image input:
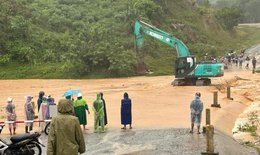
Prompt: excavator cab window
<box><xmin>177</xmin><ymin>58</ymin><xmax>187</xmax><ymax>73</ymax></box>
<box><xmin>176</xmin><ymin>56</ymin><xmax>195</xmax><ymax>76</ymax></box>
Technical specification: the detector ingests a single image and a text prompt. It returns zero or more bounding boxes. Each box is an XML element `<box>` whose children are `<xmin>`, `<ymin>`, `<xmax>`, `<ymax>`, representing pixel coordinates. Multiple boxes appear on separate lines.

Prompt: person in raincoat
<box><xmin>252</xmin><ymin>56</ymin><xmax>257</xmax><ymax>69</ymax></box>
<box><xmin>37</xmin><ymin>91</ymin><xmax>45</xmax><ymax>112</ymax></box>
<box><xmin>46</xmin><ymin>95</ymin><xmax>55</xmax><ymax>119</ymax></box>
<box><xmin>100</xmin><ymin>92</ymin><xmax>108</xmax><ymax>126</ymax></box>
<box><xmin>92</xmin><ymin>93</ymin><xmax>105</xmax><ymax>133</ymax></box>
<box><xmin>5</xmin><ymin>97</ymin><xmax>17</xmax><ymax>135</ymax></box>
<box><xmin>190</xmin><ymin>92</ymin><xmax>203</xmax><ymax>134</ymax></box>
<box><xmin>47</xmin><ymin>98</ymin><xmax>85</xmax><ymax>155</ymax></box>
<box><xmin>39</xmin><ymin>96</ymin><xmax>48</xmax><ymax>132</ymax></box>
<box><xmin>74</xmin><ymin>93</ymin><xmax>90</xmax><ymax>130</ymax></box>
<box><xmin>121</xmin><ymin>92</ymin><xmax>132</xmax><ymax>129</ymax></box>
<box><xmin>245</xmin><ymin>56</ymin><xmax>250</xmax><ymax>69</ymax></box>
<box><xmin>24</xmin><ymin>95</ymin><xmax>35</xmax><ymax>133</ymax></box>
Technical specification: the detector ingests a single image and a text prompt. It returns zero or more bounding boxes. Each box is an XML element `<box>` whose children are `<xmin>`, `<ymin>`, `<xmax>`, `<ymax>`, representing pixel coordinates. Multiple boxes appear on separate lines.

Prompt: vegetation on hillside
<box><xmin>210</xmin><ymin>0</ymin><xmax>260</xmax><ymax>23</ymax></box>
<box><xmin>0</xmin><ymin>0</ymin><xmax>259</xmax><ymax>79</ymax></box>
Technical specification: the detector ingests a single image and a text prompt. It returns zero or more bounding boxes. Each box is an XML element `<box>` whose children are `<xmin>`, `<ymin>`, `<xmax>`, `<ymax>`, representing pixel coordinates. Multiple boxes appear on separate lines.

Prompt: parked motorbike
<box><xmin>44</xmin><ymin>122</ymin><xmax>50</xmax><ymax>135</ymax></box>
<box><xmin>0</xmin><ymin>125</ymin><xmax>44</xmax><ymax>155</ymax></box>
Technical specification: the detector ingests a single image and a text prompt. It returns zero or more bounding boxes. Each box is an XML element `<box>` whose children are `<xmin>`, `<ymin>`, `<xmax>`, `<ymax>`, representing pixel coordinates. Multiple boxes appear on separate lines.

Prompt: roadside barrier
<box><xmin>0</xmin><ymin>119</ymin><xmax>51</xmax><ymax>124</ymax></box>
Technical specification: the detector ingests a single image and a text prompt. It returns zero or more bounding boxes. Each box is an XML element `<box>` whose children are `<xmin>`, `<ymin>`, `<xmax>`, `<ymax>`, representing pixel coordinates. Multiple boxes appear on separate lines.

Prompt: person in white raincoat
<box><xmin>190</xmin><ymin>92</ymin><xmax>203</xmax><ymax>134</ymax></box>
<box><xmin>24</xmin><ymin>95</ymin><xmax>35</xmax><ymax>133</ymax></box>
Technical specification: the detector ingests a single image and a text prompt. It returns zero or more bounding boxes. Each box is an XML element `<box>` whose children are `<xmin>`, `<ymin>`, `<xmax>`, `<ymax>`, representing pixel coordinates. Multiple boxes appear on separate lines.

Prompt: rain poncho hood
<box><xmin>25</xmin><ymin>95</ymin><xmax>33</xmax><ymax>103</ymax></box>
<box><xmin>58</xmin><ymin>99</ymin><xmax>73</xmax><ymax>114</ymax></box>
<box><xmin>124</xmin><ymin>92</ymin><xmax>129</xmax><ymax>99</ymax></box>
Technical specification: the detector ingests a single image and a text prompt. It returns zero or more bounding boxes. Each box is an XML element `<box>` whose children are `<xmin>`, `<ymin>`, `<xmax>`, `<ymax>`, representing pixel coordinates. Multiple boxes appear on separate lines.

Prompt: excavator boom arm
<box><xmin>134</xmin><ymin>20</ymin><xmax>190</xmax><ymax>57</ymax></box>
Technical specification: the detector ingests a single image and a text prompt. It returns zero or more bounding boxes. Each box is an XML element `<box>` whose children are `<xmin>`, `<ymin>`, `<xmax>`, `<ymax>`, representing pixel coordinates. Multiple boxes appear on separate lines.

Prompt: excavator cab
<box><xmin>175</xmin><ymin>56</ymin><xmax>196</xmax><ymax>78</ymax></box>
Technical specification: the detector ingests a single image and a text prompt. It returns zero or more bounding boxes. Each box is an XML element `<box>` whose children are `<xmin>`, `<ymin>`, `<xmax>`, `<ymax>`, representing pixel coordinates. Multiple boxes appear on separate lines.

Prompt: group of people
<box><xmin>46</xmin><ymin>92</ymin><xmax>132</xmax><ymax>155</ymax></box>
<box><xmin>64</xmin><ymin>92</ymin><xmax>132</xmax><ymax>133</ymax></box>
<box><xmin>5</xmin><ymin>95</ymin><xmax>36</xmax><ymax>135</ymax></box>
<box><xmin>46</xmin><ymin>91</ymin><xmax>203</xmax><ymax>155</ymax></box>
<box><xmin>66</xmin><ymin>92</ymin><xmax>107</xmax><ymax>133</ymax></box>
<box><xmin>244</xmin><ymin>56</ymin><xmax>257</xmax><ymax>69</ymax></box>
<box><xmin>5</xmin><ymin>91</ymin><xmax>57</xmax><ymax>135</ymax></box>
<box><xmin>38</xmin><ymin>91</ymin><xmax>56</xmax><ymax>132</ymax></box>
<box><xmin>5</xmin><ymin>89</ymin><xmax>203</xmax><ymax>155</ymax></box>
<box><xmin>221</xmin><ymin>48</ymin><xmax>258</xmax><ymax>70</ymax></box>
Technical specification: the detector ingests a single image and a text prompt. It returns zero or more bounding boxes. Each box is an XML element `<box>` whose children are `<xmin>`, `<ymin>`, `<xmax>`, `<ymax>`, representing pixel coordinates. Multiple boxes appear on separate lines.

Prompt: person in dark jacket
<box><xmin>100</xmin><ymin>92</ymin><xmax>108</xmax><ymax>126</ymax></box>
<box><xmin>121</xmin><ymin>92</ymin><xmax>132</xmax><ymax>129</ymax></box>
<box><xmin>37</xmin><ymin>91</ymin><xmax>45</xmax><ymax>112</ymax></box>
<box><xmin>252</xmin><ymin>56</ymin><xmax>257</xmax><ymax>69</ymax></box>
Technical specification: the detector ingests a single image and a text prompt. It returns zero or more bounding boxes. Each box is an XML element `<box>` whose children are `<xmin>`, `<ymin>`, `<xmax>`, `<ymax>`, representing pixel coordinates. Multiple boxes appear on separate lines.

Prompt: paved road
<box><xmin>32</xmin><ymin>128</ymin><xmax>258</xmax><ymax>155</ymax></box>
<box><xmin>246</xmin><ymin>44</ymin><xmax>260</xmax><ymax>62</ymax></box>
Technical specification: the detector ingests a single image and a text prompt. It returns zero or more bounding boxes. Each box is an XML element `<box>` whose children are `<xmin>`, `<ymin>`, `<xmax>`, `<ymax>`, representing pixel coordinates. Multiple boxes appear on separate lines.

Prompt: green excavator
<box><xmin>134</xmin><ymin>20</ymin><xmax>224</xmax><ymax>86</ymax></box>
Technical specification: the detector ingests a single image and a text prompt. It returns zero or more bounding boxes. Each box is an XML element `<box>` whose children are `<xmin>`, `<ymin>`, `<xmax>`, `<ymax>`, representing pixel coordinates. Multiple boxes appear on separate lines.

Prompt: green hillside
<box><xmin>0</xmin><ymin>0</ymin><xmax>260</xmax><ymax>79</ymax></box>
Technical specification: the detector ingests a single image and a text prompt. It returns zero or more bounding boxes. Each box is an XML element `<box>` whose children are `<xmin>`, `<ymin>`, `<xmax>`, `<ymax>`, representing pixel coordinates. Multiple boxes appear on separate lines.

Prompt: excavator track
<box><xmin>196</xmin><ymin>78</ymin><xmax>211</xmax><ymax>86</ymax></box>
<box><xmin>172</xmin><ymin>78</ymin><xmax>211</xmax><ymax>86</ymax></box>
<box><xmin>171</xmin><ymin>79</ymin><xmax>186</xmax><ymax>86</ymax></box>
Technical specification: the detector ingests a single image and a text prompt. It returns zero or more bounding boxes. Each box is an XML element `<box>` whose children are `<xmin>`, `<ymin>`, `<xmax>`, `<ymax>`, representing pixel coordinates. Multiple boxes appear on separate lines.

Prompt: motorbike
<box><xmin>0</xmin><ymin>125</ymin><xmax>44</xmax><ymax>155</ymax></box>
<box><xmin>44</xmin><ymin>122</ymin><xmax>50</xmax><ymax>135</ymax></box>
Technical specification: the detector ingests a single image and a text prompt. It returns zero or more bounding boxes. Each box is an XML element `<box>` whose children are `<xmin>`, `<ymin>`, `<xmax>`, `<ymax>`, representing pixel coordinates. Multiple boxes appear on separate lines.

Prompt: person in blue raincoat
<box><xmin>121</xmin><ymin>92</ymin><xmax>132</xmax><ymax>129</ymax></box>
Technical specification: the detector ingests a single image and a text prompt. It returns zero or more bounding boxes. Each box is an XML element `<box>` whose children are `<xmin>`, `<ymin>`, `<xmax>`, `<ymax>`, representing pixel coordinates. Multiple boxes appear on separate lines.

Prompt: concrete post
<box><xmin>227</xmin><ymin>87</ymin><xmax>233</xmax><ymax>100</ymax></box>
<box><xmin>203</xmin><ymin>109</ymin><xmax>211</xmax><ymax>133</ymax></box>
<box><xmin>201</xmin><ymin>125</ymin><xmax>219</xmax><ymax>155</ymax></box>
<box><xmin>227</xmin><ymin>87</ymin><xmax>230</xmax><ymax>99</ymax></box>
<box><xmin>206</xmin><ymin>125</ymin><xmax>214</xmax><ymax>153</ymax></box>
<box><xmin>211</xmin><ymin>91</ymin><xmax>221</xmax><ymax>108</ymax></box>
<box><xmin>206</xmin><ymin>109</ymin><xmax>210</xmax><ymax>125</ymax></box>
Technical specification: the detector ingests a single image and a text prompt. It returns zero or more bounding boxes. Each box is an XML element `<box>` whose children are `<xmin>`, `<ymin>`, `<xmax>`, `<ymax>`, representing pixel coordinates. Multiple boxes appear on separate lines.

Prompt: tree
<box><xmin>215</xmin><ymin>6</ymin><xmax>241</xmax><ymax>30</ymax></box>
<box><xmin>134</xmin><ymin>0</ymin><xmax>163</xmax><ymax>20</ymax></box>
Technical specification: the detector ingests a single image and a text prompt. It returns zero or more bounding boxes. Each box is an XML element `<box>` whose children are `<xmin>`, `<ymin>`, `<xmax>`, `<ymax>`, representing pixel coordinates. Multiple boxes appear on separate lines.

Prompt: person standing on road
<box><xmin>39</xmin><ymin>96</ymin><xmax>48</xmax><ymax>132</ymax></box>
<box><xmin>37</xmin><ymin>91</ymin><xmax>45</xmax><ymax>112</ymax></box>
<box><xmin>92</xmin><ymin>93</ymin><xmax>106</xmax><ymax>133</ymax></box>
<box><xmin>238</xmin><ymin>55</ymin><xmax>243</xmax><ymax>68</ymax></box>
<box><xmin>245</xmin><ymin>56</ymin><xmax>250</xmax><ymax>69</ymax></box>
<box><xmin>24</xmin><ymin>95</ymin><xmax>35</xmax><ymax>133</ymax></box>
<box><xmin>74</xmin><ymin>93</ymin><xmax>90</xmax><ymax>131</ymax></box>
<box><xmin>121</xmin><ymin>92</ymin><xmax>132</xmax><ymax>129</ymax></box>
<box><xmin>47</xmin><ymin>98</ymin><xmax>85</xmax><ymax>155</ymax></box>
<box><xmin>100</xmin><ymin>92</ymin><xmax>108</xmax><ymax>126</ymax></box>
<box><xmin>5</xmin><ymin>97</ymin><xmax>17</xmax><ymax>135</ymax></box>
<box><xmin>252</xmin><ymin>56</ymin><xmax>257</xmax><ymax>70</ymax></box>
<box><xmin>190</xmin><ymin>92</ymin><xmax>203</xmax><ymax>134</ymax></box>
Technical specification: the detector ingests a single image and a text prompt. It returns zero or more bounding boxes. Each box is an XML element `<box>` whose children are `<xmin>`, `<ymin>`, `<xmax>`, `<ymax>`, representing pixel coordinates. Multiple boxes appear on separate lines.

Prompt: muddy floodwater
<box><xmin>0</xmin><ymin>65</ymin><xmax>260</xmax><ymax>154</ymax></box>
